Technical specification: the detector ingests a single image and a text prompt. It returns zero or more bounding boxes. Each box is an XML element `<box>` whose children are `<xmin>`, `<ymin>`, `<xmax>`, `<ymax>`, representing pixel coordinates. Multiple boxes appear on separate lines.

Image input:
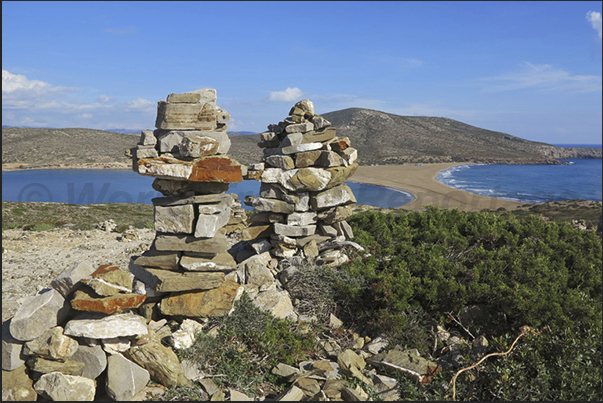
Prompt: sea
<box><xmin>0</xmin><ymin>169</ymin><xmax>415</xmax><ymax>210</ymax></box>
<box><xmin>437</xmin><ymin>145</ymin><xmax>602</xmax><ymax>204</ymax></box>
<box><xmin>2</xmin><ymin>145</ymin><xmax>601</xmax><ymax>208</ymax></box>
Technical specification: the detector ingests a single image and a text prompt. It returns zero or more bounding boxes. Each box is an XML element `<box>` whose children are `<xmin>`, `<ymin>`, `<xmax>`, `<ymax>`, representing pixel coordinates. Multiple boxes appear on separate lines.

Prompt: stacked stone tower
<box><xmin>129</xmin><ymin>88</ymin><xmax>248</xmax><ymax>319</ymax></box>
<box><xmin>244</xmin><ymin>99</ymin><xmax>359</xmax><ymax>266</ymax></box>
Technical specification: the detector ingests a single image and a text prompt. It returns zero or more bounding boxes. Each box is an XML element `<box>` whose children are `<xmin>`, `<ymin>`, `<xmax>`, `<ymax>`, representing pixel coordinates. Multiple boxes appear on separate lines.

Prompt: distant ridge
<box><xmin>3</xmin><ymin>109</ymin><xmax>601</xmax><ymax>169</ymax></box>
<box><xmin>320</xmin><ymin>108</ymin><xmax>602</xmax><ymax>165</ymax></box>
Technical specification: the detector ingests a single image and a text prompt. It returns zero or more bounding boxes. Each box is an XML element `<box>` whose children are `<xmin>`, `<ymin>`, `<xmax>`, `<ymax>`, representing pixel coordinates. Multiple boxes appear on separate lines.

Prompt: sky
<box><xmin>2</xmin><ymin>1</ymin><xmax>602</xmax><ymax>144</ymax></box>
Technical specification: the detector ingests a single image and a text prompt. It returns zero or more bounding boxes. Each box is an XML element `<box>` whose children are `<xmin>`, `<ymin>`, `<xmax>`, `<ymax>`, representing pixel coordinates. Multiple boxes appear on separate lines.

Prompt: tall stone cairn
<box><xmin>244</xmin><ymin>99</ymin><xmax>359</xmax><ymax>266</ymax></box>
<box><xmin>130</xmin><ymin>88</ymin><xmax>248</xmax><ymax>319</ymax></box>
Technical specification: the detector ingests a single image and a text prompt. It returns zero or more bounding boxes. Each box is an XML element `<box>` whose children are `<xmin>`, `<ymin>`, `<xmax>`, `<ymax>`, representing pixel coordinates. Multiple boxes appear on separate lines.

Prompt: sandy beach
<box><xmin>3</xmin><ymin>161</ymin><xmax>526</xmax><ymax>212</ymax></box>
<box><xmin>352</xmin><ymin>163</ymin><xmax>525</xmax><ymax>212</ymax></box>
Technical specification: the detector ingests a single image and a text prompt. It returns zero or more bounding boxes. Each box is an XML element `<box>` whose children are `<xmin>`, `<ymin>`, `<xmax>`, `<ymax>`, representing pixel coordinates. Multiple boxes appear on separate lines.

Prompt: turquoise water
<box><xmin>1</xmin><ymin>169</ymin><xmax>414</xmax><ymax>210</ymax></box>
<box><xmin>437</xmin><ymin>157</ymin><xmax>602</xmax><ymax>204</ymax></box>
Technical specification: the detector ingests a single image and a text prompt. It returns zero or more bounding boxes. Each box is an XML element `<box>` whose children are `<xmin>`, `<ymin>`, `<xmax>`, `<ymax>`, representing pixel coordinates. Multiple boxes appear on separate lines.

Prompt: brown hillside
<box><xmin>320</xmin><ymin>108</ymin><xmax>601</xmax><ymax>165</ymax></box>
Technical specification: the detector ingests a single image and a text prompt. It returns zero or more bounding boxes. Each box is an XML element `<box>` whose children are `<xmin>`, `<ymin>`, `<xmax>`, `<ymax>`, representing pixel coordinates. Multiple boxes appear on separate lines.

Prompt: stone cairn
<box><xmin>244</xmin><ymin>99</ymin><xmax>360</xmax><ymax>267</ymax></box>
<box><xmin>128</xmin><ymin>88</ymin><xmax>251</xmax><ymax>322</ymax></box>
<box><xmin>1</xmin><ymin>89</ymin><xmax>296</xmax><ymax>401</ymax></box>
<box><xmin>2</xmin><ymin>92</ymin><xmax>444</xmax><ymax>401</ymax></box>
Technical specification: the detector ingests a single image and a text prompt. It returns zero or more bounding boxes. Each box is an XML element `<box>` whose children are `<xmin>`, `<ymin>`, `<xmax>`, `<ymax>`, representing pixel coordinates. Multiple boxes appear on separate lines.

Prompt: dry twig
<box><xmin>450</xmin><ymin>326</ymin><xmax>541</xmax><ymax>401</ymax></box>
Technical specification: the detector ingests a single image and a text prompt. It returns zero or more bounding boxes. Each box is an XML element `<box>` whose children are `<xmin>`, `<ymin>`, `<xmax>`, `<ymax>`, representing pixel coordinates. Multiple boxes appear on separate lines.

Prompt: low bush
<box><xmin>177</xmin><ymin>293</ymin><xmax>316</xmax><ymax>397</ymax></box>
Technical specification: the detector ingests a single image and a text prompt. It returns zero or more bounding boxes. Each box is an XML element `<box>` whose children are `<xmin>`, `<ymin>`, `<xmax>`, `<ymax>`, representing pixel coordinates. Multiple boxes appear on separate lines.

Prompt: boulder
<box><xmin>244</xmin><ymin>196</ymin><xmax>295</xmax><ymax>214</ymax></box>
<box><xmin>33</xmin><ymin>372</ymin><xmax>96</xmax><ymax>401</ymax></box>
<box><xmin>1</xmin><ymin>364</ymin><xmax>37</xmax><ymax>401</ymax></box>
<box><xmin>138</xmin><ymin>129</ymin><xmax>157</xmax><ymax>146</ymax></box>
<box><xmin>195</xmin><ymin>202</ymin><xmax>231</xmax><ymax>238</ymax></box>
<box><xmin>9</xmin><ymin>288</ymin><xmax>71</xmax><ymax>342</ymax></box>
<box><xmin>178</xmin><ymin>135</ymin><xmax>220</xmax><ymax>158</ymax></box>
<box><xmin>125</xmin><ymin>341</ymin><xmax>190</xmax><ymax>388</ymax></box>
<box><xmin>274</xmin><ymin>223</ymin><xmax>316</xmax><ymax>237</ymax></box>
<box><xmin>105</xmin><ymin>353</ymin><xmax>150</xmax><ymax>401</ymax></box>
<box><xmin>22</xmin><ymin>326</ymin><xmax>78</xmax><ymax>362</ymax></box>
<box><xmin>70</xmin><ymin>344</ymin><xmax>107</xmax><ymax>380</ymax></box>
<box><xmin>80</xmin><ymin>264</ymin><xmax>135</xmax><ymax>296</ymax></box>
<box><xmin>134</xmin><ymin>250</ymin><xmax>181</xmax><ymax>270</ymax></box>
<box><xmin>310</xmin><ymin>184</ymin><xmax>357</xmax><ymax>210</ymax></box>
<box><xmin>265</xmin><ymin>154</ymin><xmax>295</xmax><ymax>170</ymax></box>
<box><xmin>169</xmin><ymin>319</ymin><xmax>205</xmax><ymax>350</ymax></box>
<box><xmin>51</xmin><ymin>260</ymin><xmax>96</xmax><ymax>298</ymax></box>
<box><xmin>154</xmin><ymin>204</ymin><xmax>195</xmax><ymax>234</ymax></box>
<box><xmin>26</xmin><ymin>356</ymin><xmax>85</xmax><ymax>375</ymax></box>
<box><xmin>159</xmin><ymin>280</ymin><xmax>242</xmax><ymax>317</ymax></box>
<box><xmin>155</xmin><ymin>101</ymin><xmax>216</xmax><ymax>131</ymax></box>
<box><xmin>253</xmin><ymin>289</ymin><xmax>298</xmax><ymax>321</ymax></box>
<box><xmin>2</xmin><ymin>320</ymin><xmax>25</xmax><ymax>371</ymax></box>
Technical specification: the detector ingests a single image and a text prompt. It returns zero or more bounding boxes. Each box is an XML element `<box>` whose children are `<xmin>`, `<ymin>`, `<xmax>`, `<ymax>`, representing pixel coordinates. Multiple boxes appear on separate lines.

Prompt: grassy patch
<box><xmin>2</xmin><ymin>201</ymin><xmax>154</xmax><ymax>231</ymax></box>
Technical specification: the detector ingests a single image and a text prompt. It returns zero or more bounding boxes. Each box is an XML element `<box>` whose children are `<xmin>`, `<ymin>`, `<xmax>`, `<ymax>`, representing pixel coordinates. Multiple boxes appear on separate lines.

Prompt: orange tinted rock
<box><xmin>189</xmin><ymin>156</ymin><xmax>243</xmax><ymax>183</ymax></box>
<box><xmin>159</xmin><ymin>280</ymin><xmax>241</xmax><ymax>317</ymax></box>
<box><xmin>71</xmin><ymin>289</ymin><xmax>147</xmax><ymax>315</ymax></box>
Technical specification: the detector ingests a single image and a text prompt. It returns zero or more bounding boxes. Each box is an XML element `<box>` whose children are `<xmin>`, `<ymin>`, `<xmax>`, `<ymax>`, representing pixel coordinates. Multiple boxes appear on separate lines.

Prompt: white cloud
<box><xmin>2</xmin><ymin>70</ymin><xmax>77</xmax><ymax>108</ymax></box>
<box><xmin>97</xmin><ymin>94</ymin><xmax>113</xmax><ymax>103</ymax></box>
<box><xmin>586</xmin><ymin>11</ymin><xmax>602</xmax><ymax>39</ymax></box>
<box><xmin>268</xmin><ymin>87</ymin><xmax>303</xmax><ymax>102</ymax></box>
<box><xmin>2</xmin><ymin>69</ymin><xmax>155</xmax><ymax>129</ymax></box>
<box><xmin>476</xmin><ymin>62</ymin><xmax>602</xmax><ymax>93</ymax></box>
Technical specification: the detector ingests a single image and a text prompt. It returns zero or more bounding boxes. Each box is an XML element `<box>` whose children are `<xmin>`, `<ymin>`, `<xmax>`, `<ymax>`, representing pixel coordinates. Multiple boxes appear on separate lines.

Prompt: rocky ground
<box><xmin>1</xmin><ymin>227</ymin><xmax>155</xmax><ymax>323</ymax></box>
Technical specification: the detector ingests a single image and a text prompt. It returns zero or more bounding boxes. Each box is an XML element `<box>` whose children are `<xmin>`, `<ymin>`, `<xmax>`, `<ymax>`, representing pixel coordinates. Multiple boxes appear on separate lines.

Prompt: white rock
<box><xmin>64</xmin><ymin>312</ymin><xmax>148</xmax><ymax>339</ymax></box>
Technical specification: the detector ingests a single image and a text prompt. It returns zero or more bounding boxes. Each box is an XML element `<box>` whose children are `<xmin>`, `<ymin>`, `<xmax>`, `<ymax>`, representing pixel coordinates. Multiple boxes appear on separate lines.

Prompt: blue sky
<box><xmin>2</xmin><ymin>1</ymin><xmax>602</xmax><ymax>144</ymax></box>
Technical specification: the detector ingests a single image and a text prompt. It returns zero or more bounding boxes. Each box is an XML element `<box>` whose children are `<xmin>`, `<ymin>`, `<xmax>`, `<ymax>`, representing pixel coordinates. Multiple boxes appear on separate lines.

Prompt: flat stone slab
<box><xmin>129</xmin><ymin>267</ymin><xmax>225</xmax><ymax>293</ymax></box>
<box><xmin>134</xmin><ymin>250</ymin><xmax>181</xmax><ymax>270</ymax></box>
<box><xmin>154</xmin><ymin>232</ymin><xmax>228</xmax><ymax>254</ymax></box>
<box><xmin>273</xmin><ymin>223</ymin><xmax>316</xmax><ymax>237</ymax></box>
<box><xmin>137</xmin><ymin>155</ymin><xmax>242</xmax><ymax>183</ymax></box>
<box><xmin>63</xmin><ymin>312</ymin><xmax>148</xmax><ymax>339</ymax></box>
<box><xmin>71</xmin><ymin>288</ymin><xmax>147</xmax><ymax>315</ymax></box>
<box><xmin>152</xmin><ymin>193</ymin><xmax>233</xmax><ymax>207</ymax></box>
<box><xmin>179</xmin><ymin>252</ymin><xmax>236</xmax><ymax>272</ymax></box>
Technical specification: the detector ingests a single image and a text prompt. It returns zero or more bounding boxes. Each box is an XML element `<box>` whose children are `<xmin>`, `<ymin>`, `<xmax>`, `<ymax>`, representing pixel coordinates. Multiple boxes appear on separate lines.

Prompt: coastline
<box><xmin>3</xmin><ymin>162</ymin><xmax>527</xmax><ymax>212</ymax></box>
<box><xmin>2</xmin><ymin>162</ymin><xmax>132</xmax><ymax>172</ymax></box>
<box><xmin>353</xmin><ymin>163</ymin><xmax>525</xmax><ymax>212</ymax></box>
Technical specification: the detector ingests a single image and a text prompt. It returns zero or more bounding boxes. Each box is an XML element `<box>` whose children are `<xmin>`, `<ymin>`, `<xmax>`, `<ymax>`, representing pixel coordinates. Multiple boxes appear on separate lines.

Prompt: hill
<box><xmin>3</xmin><ymin>110</ymin><xmax>601</xmax><ymax>169</ymax></box>
<box><xmin>2</xmin><ymin>127</ymin><xmax>138</xmax><ymax>170</ymax></box>
<box><xmin>319</xmin><ymin>108</ymin><xmax>601</xmax><ymax>165</ymax></box>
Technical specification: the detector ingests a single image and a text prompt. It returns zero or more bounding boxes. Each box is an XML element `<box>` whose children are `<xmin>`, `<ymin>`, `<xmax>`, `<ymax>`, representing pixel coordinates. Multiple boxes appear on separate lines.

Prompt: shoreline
<box><xmin>352</xmin><ymin>163</ymin><xmax>526</xmax><ymax>212</ymax></box>
<box><xmin>2</xmin><ymin>162</ymin><xmax>132</xmax><ymax>172</ymax></box>
<box><xmin>3</xmin><ymin>162</ymin><xmax>527</xmax><ymax>212</ymax></box>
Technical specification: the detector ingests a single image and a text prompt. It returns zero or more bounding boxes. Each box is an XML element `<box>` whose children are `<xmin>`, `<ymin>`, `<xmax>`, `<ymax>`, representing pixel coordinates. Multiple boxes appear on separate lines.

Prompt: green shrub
<box><xmin>177</xmin><ymin>293</ymin><xmax>315</xmax><ymax>396</ymax></box>
<box><xmin>72</xmin><ymin>223</ymin><xmax>94</xmax><ymax>231</ymax></box>
<box><xmin>23</xmin><ymin>222</ymin><xmax>56</xmax><ymax>231</ymax></box>
<box><xmin>341</xmin><ymin>208</ymin><xmax>602</xmax><ymax>342</ymax></box>
<box><xmin>2</xmin><ymin>223</ymin><xmax>21</xmax><ymax>231</ymax></box>
<box><xmin>133</xmin><ymin>221</ymin><xmax>153</xmax><ymax>229</ymax></box>
<box><xmin>114</xmin><ymin>224</ymin><xmax>130</xmax><ymax>233</ymax></box>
